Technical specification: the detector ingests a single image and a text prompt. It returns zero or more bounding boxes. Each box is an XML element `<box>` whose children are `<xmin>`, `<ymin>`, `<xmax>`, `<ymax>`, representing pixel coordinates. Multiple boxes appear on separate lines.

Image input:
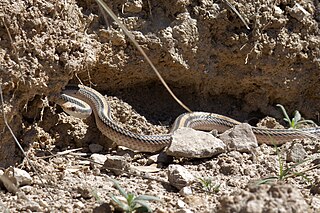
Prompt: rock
<box><xmin>25</xmin><ymin>202</ymin><xmax>42</xmax><ymax>212</ymax></box>
<box><xmin>147</xmin><ymin>152</ymin><xmax>173</xmax><ymax>165</ymax></box>
<box><xmin>20</xmin><ymin>185</ymin><xmax>33</xmax><ymax>194</ymax></box>
<box><xmin>92</xmin><ymin>203</ymin><xmax>114</xmax><ymax>213</ymax></box>
<box><xmin>177</xmin><ymin>199</ymin><xmax>186</xmax><ymax>208</ymax></box>
<box><xmin>287</xmin><ymin>3</ymin><xmax>311</xmax><ymax>22</ymax></box>
<box><xmin>61</xmin><ymin>203</ymin><xmax>74</xmax><ymax>212</ymax></box>
<box><xmin>103</xmin><ymin>155</ymin><xmax>131</xmax><ymax>175</ymax></box>
<box><xmin>179</xmin><ymin>186</ymin><xmax>193</xmax><ymax>196</ymax></box>
<box><xmin>220</xmin><ymin>123</ymin><xmax>258</xmax><ymax>152</ymax></box>
<box><xmin>76</xmin><ymin>185</ymin><xmax>92</xmax><ymax>199</ymax></box>
<box><xmin>184</xmin><ymin>195</ymin><xmax>207</xmax><ymax>208</ymax></box>
<box><xmin>90</xmin><ymin>154</ymin><xmax>107</xmax><ymax>165</ymax></box>
<box><xmin>124</xmin><ymin>0</ymin><xmax>143</xmax><ymax>13</ymax></box>
<box><xmin>268</xmin><ymin>184</ymin><xmax>309</xmax><ymax>210</ymax></box>
<box><xmin>286</xmin><ymin>143</ymin><xmax>307</xmax><ymax>163</ymax></box>
<box><xmin>219</xmin><ymin>160</ymin><xmax>240</xmax><ymax>175</ymax></box>
<box><xmin>13</xmin><ymin>168</ymin><xmax>33</xmax><ymax>186</ymax></box>
<box><xmin>155</xmin><ymin>208</ymin><xmax>167</xmax><ymax>213</ymax></box>
<box><xmin>0</xmin><ymin>171</ymin><xmax>18</xmax><ymax>193</ymax></box>
<box><xmin>167</xmin><ymin>127</ymin><xmax>226</xmax><ymax>158</ymax></box>
<box><xmin>256</xmin><ymin>116</ymin><xmax>284</xmax><ymax>129</ymax></box>
<box><xmin>1</xmin><ymin>167</ymin><xmax>32</xmax><ymax>193</ymax></box>
<box><xmin>39</xmin><ymin>200</ymin><xmax>49</xmax><ymax>209</ymax></box>
<box><xmin>74</xmin><ymin>201</ymin><xmax>85</xmax><ymax>209</ymax></box>
<box><xmin>168</xmin><ymin>164</ymin><xmax>196</xmax><ymax>190</ymax></box>
<box><xmin>175</xmin><ymin>209</ymin><xmax>193</xmax><ymax>213</ymax></box>
<box><xmin>217</xmin><ymin>184</ymin><xmax>309</xmax><ymax>212</ymax></box>
<box><xmin>311</xmin><ymin>197</ymin><xmax>320</xmax><ymax>211</ymax></box>
<box><xmin>245</xmin><ymin>200</ymin><xmax>264</xmax><ymax>213</ymax></box>
<box><xmin>89</xmin><ymin>144</ymin><xmax>103</xmax><ymax>153</ymax></box>
<box><xmin>133</xmin><ymin>165</ymin><xmax>161</xmax><ymax>173</ymax></box>
<box><xmin>147</xmin><ymin>154</ymin><xmax>158</xmax><ymax>164</ymax></box>
<box><xmin>274</xmin><ymin>6</ymin><xmax>283</xmax><ymax>16</ymax></box>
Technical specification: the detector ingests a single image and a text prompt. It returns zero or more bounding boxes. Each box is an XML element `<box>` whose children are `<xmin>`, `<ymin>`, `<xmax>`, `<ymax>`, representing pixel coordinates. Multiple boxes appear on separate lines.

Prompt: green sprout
<box><xmin>109</xmin><ymin>179</ymin><xmax>160</xmax><ymax>213</ymax></box>
<box><xmin>197</xmin><ymin>177</ymin><xmax>220</xmax><ymax>194</ymax></box>
<box><xmin>257</xmin><ymin>146</ymin><xmax>316</xmax><ymax>185</ymax></box>
<box><xmin>276</xmin><ymin>104</ymin><xmax>317</xmax><ymax>129</ymax></box>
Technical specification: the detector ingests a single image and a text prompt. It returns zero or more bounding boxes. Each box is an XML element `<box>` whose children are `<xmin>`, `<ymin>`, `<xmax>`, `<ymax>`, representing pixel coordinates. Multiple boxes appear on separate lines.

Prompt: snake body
<box><xmin>58</xmin><ymin>84</ymin><xmax>320</xmax><ymax>152</ymax></box>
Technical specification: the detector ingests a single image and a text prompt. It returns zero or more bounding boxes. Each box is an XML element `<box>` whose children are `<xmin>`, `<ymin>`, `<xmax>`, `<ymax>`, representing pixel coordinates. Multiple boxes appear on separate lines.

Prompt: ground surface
<box><xmin>1</xmin><ymin>101</ymin><xmax>320</xmax><ymax>212</ymax></box>
<box><xmin>0</xmin><ymin>0</ymin><xmax>320</xmax><ymax>212</ymax></box>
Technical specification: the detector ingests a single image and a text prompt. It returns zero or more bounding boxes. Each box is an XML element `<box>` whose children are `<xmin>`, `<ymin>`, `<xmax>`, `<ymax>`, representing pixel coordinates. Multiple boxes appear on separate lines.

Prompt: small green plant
<box><xmin>276</xmin><ymin>104</ymin><xmax>317</xmax><ymax>129</ymax></box>
<box><xmin>109</xmin><ymin>179</ymin><xmax>160</xmax><ymax>213</ymax></box>
<box><xmin>257</xmin><ymin>146</ymin><xmax>314</xmax><ymax>185</ymax></box>
<box><xmin>91</xmin><ymin>190</ymin><xmax>101</xmax><ymax>203</ymax></box>
<box><xmin>197</xmin><ymin>177</ymin><xmax>220</xmax><ymax>194</ymax></box>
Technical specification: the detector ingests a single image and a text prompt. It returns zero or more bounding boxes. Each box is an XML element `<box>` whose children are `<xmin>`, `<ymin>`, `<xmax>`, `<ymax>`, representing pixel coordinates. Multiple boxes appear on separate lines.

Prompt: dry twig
<box><xmin>222</xmin><ymin>0</ymin><xmax>250</xmax><ymax>30</ymax></box>
<box><xmin>94</xmin><ymin>0</ymin><xmax>192</xmax><ymax>112</ymax></box>
<box><xmin>0</xmin><ymin>82</ymin><xmax>53</xmax><ymax>200</ymax></box>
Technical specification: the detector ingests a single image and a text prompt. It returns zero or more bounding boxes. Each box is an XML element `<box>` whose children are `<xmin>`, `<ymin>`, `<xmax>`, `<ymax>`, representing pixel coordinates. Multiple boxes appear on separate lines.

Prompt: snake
<box><xmin>56</xmin><ymin>84</ymin><xmax>320</xmax><ymax>152</ymax></box>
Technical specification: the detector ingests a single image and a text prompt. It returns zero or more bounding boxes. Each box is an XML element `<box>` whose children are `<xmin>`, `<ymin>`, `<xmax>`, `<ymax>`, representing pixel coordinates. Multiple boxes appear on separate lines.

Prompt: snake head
<box><xmin>58</xmin><ymin>92</ymin><xmax>92</xmax><ymax>119</ymax></box>
<box><xmin>60</xmin><ymin>101</ymin><xmax>92</xmax><ymax>119</ymax></box>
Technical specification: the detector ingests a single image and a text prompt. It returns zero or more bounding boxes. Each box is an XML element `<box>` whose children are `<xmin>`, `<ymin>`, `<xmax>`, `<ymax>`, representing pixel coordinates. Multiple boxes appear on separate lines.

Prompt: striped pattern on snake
<box><xmin>57</xmin><ymin>84</ymin><xmax>320</xmax><ymax>152</ymax></box>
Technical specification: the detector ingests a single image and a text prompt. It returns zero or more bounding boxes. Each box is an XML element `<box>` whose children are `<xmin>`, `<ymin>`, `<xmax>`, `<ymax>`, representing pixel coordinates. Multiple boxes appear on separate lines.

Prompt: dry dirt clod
<box><xmin>12</xmin><ymin>168</ymin><xmax>33</xmax><ymax>187</ymax></box>
<box><xmin>90</xmin><ymin>153</ymin><xmax>107</xmax><ymax>165</ymax></box>
<box><xmin>286</xmin><ymin>142</ymin><xmax>307</xmax><ymax>163</ymax></box>
<box><xmin>175</xmin><ymin>209</ymin><xmax>193</xmax><ymax>213</ymax></box>
<box><xmin>103</xmin><ymin>154</ymin><xmax>132</xmax><ymax>175</ymax></box>
<box><xmin>167</xmin><ymin>164</ymin><xmax>196</xmax><ymax>190</ymax></box>
<box><xmin>217</xmin><ymin>184</ymin><xmax>310</xmax><ymax>212</ymax></box>
<box><xmin>179</xmin><ymin>186</ymin><xmax>193</xmax><ymax>196</ymax></box>
<box><xmin>147</xmin><ymin>152</ymin><xmax>173</xmax><ymax>165</ymax></box>
<box><xmin>167</xmin><ymin>127</ymin><xmax>226</xmax><ymax>158</ymax></box>
<box><xmin>220</xmin><ymin>123</ymin><xmax>258</xmax><ymax>153</ymax></box>
<box><xmin>256</xmin><ymin>116</ymin><xmax>284</xmax><ymax>129</ymax></box>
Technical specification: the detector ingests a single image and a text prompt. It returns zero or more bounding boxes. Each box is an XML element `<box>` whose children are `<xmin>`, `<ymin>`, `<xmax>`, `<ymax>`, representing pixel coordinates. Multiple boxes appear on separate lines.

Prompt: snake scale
<box><xmin>57</xmin><ymin>84</ymin><xmax>320</xmax><ymax>152</ymax></box>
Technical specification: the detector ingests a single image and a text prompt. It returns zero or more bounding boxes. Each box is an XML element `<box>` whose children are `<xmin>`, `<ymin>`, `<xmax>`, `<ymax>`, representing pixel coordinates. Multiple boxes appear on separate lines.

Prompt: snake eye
<box><xmin>67</xmin><ymin>106</ymin><xmax>76</xmax><ymax>111</ymax></box>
